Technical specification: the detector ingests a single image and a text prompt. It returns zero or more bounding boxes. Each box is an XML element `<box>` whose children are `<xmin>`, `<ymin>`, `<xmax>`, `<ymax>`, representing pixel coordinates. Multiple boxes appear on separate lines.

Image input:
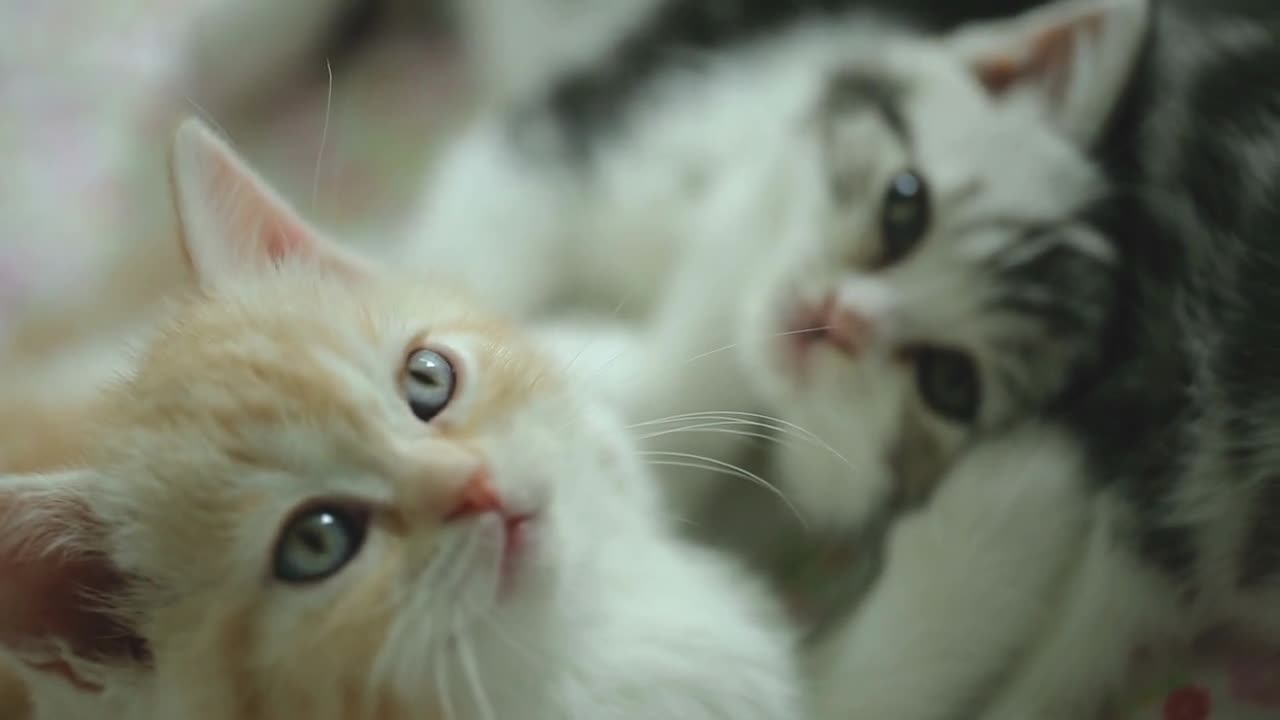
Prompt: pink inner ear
<box><xmin>0</xmin><ymin>517</ymin><xmax>149</xmax><ymax>690</ymax></box>
<box><xmin>203</xmin><ymin>144</ymin><xmax>316</xmax><ymax>269</ymax></box>
<box><xmin>974</xmin><ymin>15</ymin><xmax>1101</xmax><ymax>102</ymax></box>
<box><xmin>173</xmin><ymin>118</ymin><xmax>377</xmax><ymax>287</ymax></box>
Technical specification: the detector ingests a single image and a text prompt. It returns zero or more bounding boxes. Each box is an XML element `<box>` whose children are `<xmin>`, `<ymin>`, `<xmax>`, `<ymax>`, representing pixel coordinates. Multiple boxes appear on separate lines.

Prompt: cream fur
<box><xmin>0</xmin><ymin>119</ymin><xmax>802</xmax><ymax>720</ymax></box>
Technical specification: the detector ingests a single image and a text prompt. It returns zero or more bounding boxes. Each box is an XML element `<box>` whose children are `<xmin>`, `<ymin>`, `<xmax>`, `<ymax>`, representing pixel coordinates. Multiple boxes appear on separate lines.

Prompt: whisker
<box><xmin>631</xmin><ymin>410</ymin><xmax>856</xmax><ymax>473</ymax></box>
<box><xmin>312</xmin><ymin>58</ymin><xmax>334</xmax><ymax>209</ymax></box>
<box><xmin>560</xmin><ymin>341</ymin><xmax>593</xmax><ymax>378</ymax></box>
<box><xmin>643</xmin><ymin>451</ymin><xmax>807</xmax><ymax>527</ymax></box>
<box><xmin>181</xmin><ymin>95</ymin><xmax>231</xmax><ymax>140</ymax></box>
<box><xmin>458</xmin><ymin>623</ymin><xmax>497</xmax><ymax>720</ymax></box>
<box><xmin>681</xmin><ymin>325</ymin><xmax>829</xmax><ymax>365</ymax></box>
<box><xmin>437</xmin><ymin>643</ymin><xmax>459</xmax><ymax>720</ymax></box>
<box><xmin>483</xmin><ymin>614</ymin><xmax>543</xmax><ymax>666</ymax></box>
<box><xmin>640</xmin><ymin>422</ymin><xmax>790</xmax><ymax>446</ymax></box>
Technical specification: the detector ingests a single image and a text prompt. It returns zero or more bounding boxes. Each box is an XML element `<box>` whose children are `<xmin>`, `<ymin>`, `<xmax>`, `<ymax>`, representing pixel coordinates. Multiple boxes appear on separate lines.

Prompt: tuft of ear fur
<box><xmin>169</xmin><ymin>117</ymin><xmax>371</xmax><ymax>290</ymax></box>
<box><xmin>947</xmin><ymin>0</ymin><xmax>1149</xmax><ymax>146</ymax></box>
<box><xmin>0</xmin><ymin>472</ymin><xmax>147</xmax><ymax>692</ymax></box>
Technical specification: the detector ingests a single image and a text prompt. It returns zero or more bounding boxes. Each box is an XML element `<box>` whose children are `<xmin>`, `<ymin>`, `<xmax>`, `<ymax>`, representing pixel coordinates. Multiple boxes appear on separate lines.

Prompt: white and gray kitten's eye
<box><xmin>914</xmin><ymin>347</ymin><xmax>980</xmax><ymax>424</ymax></box>
<box><xmin>404</xmin><ymin>348</ymin><xmax>457</xmax><ymax>422</ymax></box>
<box><xmin>273</xmin><ymin>504</ymin><xmax>370</xmax><ymax>584</ymax></box>
<box><xmin>880</xmin><ymin>169</ymin><xmax>930</xmax><ymax>265</ymax></box>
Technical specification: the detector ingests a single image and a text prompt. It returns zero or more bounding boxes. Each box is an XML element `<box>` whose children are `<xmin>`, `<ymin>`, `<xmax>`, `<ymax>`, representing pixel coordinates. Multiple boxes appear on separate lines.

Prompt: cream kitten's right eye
<box><xmin>404</xmin><ymin>348</ymin><xmax>457</xmax><ymax>422</ymax></box>
<box><xmin>273</xmin><ymin>504</ymin><xmax>370</xmax><ymax>584</ymax></box>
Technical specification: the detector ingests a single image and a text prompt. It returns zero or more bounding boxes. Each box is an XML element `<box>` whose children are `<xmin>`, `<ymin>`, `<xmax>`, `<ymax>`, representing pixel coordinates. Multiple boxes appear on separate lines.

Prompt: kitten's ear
<box><xmin>169</xmin><ymin>117</ymin><xmax>372</xmax><ymax>290</ymax></box>
<box><xmin>0</xmin><ymin>471</ymin><xmax>148</xmax><ymax>692</ymax></box>
<box><xmin>947</xmin><ymin>0</ymin><xmax>1149</xmax><ymax>146</ymax></box>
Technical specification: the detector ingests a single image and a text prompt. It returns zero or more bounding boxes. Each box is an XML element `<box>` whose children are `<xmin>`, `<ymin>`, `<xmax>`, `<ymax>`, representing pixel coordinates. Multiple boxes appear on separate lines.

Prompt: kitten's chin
<box><xmin>778</xmin><ymin>445</ymin><xmax>892</xmax><ymax>531</ymax></box>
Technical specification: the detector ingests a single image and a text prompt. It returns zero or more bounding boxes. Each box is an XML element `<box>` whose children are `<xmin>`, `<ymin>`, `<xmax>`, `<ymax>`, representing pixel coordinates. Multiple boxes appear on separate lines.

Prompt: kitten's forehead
<box><xmin>121</xmin><ymin>275</ymin><xmax>558</xmax><ymax>465</ymax></box>
<box><xmin>819</xmin><ymin>41</ymin><xmax>1102</xmax><ymax>217</ymax></box>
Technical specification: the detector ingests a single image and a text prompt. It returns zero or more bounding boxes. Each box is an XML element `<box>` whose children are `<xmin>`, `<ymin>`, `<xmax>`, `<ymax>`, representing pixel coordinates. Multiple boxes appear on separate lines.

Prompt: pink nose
<box><xmin>821</xmin><ymin>297</ymin><xmax>875</xmax><ymax>357</ymax></box>
<box><xmin>443</xmin><ymin>471</ymin><xmax>505</xmax><ymax>522</ymax></box>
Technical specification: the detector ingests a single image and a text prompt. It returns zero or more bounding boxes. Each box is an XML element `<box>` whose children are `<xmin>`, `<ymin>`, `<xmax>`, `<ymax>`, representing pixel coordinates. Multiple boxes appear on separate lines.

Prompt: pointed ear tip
<box><xmin>173</xmin><ymin>117</ymin><xmax>214</xmax><ymax>150</ymax></box>
<box><xmin>170</xmin><ymin>117</ymin><xmax>231</xmax><ymax>178</ymax></box>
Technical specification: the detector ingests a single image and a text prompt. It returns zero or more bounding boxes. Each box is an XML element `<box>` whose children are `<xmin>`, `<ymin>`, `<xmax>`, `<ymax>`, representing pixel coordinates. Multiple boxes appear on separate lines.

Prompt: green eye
<box><xmin>881</xmin><ymin>170</ymin><xmax>930</xmax><ymax>264</ymax></box>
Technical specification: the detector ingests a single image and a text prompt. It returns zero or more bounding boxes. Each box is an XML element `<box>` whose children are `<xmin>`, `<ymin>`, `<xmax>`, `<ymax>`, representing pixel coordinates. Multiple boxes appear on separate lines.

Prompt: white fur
<box><xmin>1</xmin><ymin>118</ymin><xmax>804</xmax><ymax>720</ymax></box>
<box><xmin>807</xmin><ymin>424</ymin><xmax>1093</xmax><ymax>718</ymax></box>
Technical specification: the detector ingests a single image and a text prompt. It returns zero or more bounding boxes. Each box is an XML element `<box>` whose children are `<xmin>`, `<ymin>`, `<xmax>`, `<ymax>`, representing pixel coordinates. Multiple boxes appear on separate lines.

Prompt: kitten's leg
<box><xmin>809</xmin><ymin>424</ymin><xmax>1092</xmax><ymax>720</ymax></box>
<box><xmin>397</xmin><ymin>120</ymin><xmax>578</xmax><ymax>318</ymax></box>
<box><xmin>978</xmin><ymin>509</ymin><xmax>1182</xmax><ymax>720</ymax></box>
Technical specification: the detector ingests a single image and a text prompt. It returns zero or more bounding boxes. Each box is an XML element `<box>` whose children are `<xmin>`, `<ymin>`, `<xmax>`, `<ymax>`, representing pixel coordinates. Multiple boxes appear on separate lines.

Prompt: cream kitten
<box><xmin>0</xmin><ymin>118</ymin><xmax>801</xmax><ymax>720</ymax></box>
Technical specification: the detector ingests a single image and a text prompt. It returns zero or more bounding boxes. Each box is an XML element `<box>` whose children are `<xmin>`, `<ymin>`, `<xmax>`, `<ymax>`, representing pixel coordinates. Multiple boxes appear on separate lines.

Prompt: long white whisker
<box><xmin>638</xmin><ymin>423</ymin><xmax>825</xmax><ymax>460</ymax></box>
<box><xmin>458</xmin><ymin>625</ymin><xmax>498</xmax><ymax>720</ymax></box>
<box><xmin>631</xmin><ymin>410</ymin><xmax>856</xmax><ymax>473</ymax></box>
<box><xmin>437</xmin><ymin>641</ymin><xmax>459</xmax><ymax>720</ymax></box>
<box><xmin>640</xmin><ymin>423</ymin><xmax>782</xmax><ymax>445</ymax></box>
<box><xmin>681</xmin><ymin>325</ymin><xmax>829</xmax><ymax>365</ymax></box>
<box><xmin>181</xmin><ymin>95</ymin><xmax>230</xmax><ymax>139</ymax></box>
<box><xmin>312</xmin><ymin>58</ymin><xmax>334</xmax><ymax>209</ymax></box>
<box><xmin>643</xmin><ymin>451</ymin><xmax>807</xmax><ymax>527</ymax></box>
<box><xmin>483</xmin><ymin>614</ymin><xmax>542</xmax><ymax>666</ymax></box>
<box><xmin>632</xmin><ymin>414</ymin><xmax>824</xmax><ymax>451</ymax></box>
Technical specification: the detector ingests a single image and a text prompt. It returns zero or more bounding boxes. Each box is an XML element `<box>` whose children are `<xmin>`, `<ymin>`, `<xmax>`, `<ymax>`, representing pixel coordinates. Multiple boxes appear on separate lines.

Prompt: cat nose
<box><xmin>822</xmin><ymin>299</ymin><xmax>876</xmax><ymax>357</ymax></box>
<box><xmin>443</xmin><ymin>470</ymin><xmax>504</xmax><ymax>522</ymax></box>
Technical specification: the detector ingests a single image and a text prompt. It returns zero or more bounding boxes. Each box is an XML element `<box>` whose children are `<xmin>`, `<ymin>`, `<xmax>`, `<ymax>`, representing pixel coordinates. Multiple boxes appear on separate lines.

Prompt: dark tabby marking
<box><xmin>326</xmin><ymin>0</ymin><xmax>446</xmax><ymax>58</ymax></box>
<box><xmin>327</xmin><ymin>0</ymin><xmax>392</xmax><ymax>56</ymax></box>
<box><xmin>1062</xmin><ymin>0</ymin><xmax>1280</xmax><ymax>591</ymax></box>
<box><xmin>822</xmin><ymin>69</ymin><xmax>910</xmax><ymax>144</ymax></box>
<box><xmin>540</xmin><ymin>0</ymin><xmax>1054</xmax><ymax>151</ymax></box>
<box><xmin>987</xmin><ymin>226</ymin><xmax>1116</xmax><ymax>339</ymax></box>
<box><xmin>1241</xmin><ymin>477</ymin><xmax>1280</xmax><ymax>587</ymax></box>
<box><xmin>819</xmin><ymin>70</ymin><xmax>912</xmax><ymax>203</ymax></box>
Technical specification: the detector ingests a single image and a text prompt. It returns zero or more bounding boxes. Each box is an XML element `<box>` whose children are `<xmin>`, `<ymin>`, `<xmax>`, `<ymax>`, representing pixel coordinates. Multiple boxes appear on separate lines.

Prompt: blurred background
<box><xmin>1</xmin><ymin>1</ymin><xmax>462</xmax><ymax>364</ymax></box>
<box><xmin>1</xmin><ymin>0</ymin><xmax>1060</xmax><ymax>366</ymax></box>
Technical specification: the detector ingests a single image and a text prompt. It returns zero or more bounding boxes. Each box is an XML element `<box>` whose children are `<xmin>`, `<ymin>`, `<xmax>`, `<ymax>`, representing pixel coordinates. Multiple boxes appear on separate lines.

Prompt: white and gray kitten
<box><xmin>519</xmin><ymin>1</ymin><xmax>1280</xmax><ymax>719</ymax></box>
<box><xmin>405</xmin><ymin>1</ymin><xmax>1246</xmax><ymax>719</ymax></box>
<box><xmin>404</xmin><ymin>0</ymin><xmax>1118</xmax><ymax>519</ymax></box>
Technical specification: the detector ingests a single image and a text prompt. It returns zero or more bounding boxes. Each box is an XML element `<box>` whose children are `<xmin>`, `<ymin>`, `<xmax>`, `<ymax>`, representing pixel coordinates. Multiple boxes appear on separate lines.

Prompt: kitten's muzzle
<box><xmin>784</xmin><ymin>293</ymin><xmax>876</xmax><ymax>376</ymax></box>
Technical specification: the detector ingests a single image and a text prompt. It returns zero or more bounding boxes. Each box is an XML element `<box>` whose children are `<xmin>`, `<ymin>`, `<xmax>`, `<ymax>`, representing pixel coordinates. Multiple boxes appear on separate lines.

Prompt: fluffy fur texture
<box><xmin>406</xmin><ymin>0</ymin><xmax>1124</xmax><ymax>522</ymax></box>
<box><xmin>0</xmin><ymin>119</ymin><xmax>801</xmax><ymax>720</ymax></box>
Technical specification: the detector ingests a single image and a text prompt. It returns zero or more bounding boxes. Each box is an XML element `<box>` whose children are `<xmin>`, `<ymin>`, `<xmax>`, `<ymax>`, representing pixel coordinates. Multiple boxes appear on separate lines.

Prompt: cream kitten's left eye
<box><xmin>274</xmin><ymin>504</ymin><xmax>370</xmax><ymax>584</ymax></box>
<box><xmin>404</xmin><ymin>348</ymin><xmax>457</xmax><ymax>422</ymax></box>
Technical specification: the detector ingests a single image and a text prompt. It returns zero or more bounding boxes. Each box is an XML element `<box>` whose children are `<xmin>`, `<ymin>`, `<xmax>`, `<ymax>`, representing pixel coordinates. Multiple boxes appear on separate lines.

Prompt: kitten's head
<box><xmin>0</xmin><ymin>120</ymin><xmax>654</xmax><ymax>719</ymax></box>
<box><xmin>734</xmin><ymin>0</ymin><xmax>1147</xmax><ymax>524</ymax></box>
